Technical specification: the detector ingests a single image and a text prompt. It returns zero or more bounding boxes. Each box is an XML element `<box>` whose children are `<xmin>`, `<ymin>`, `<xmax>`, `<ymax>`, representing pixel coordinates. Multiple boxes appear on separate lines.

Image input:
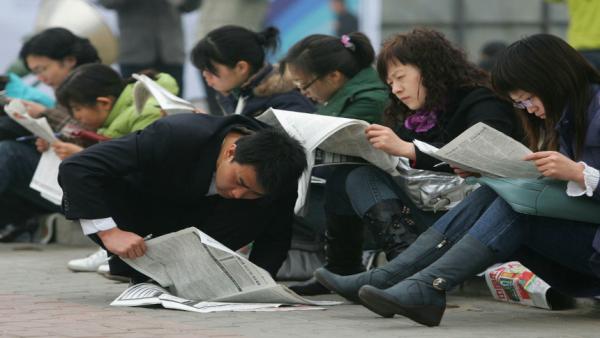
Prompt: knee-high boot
<box><xmin>358</xmin><ymin>234</ymin><xmax>496</xmax><ymax>326</ymax></box>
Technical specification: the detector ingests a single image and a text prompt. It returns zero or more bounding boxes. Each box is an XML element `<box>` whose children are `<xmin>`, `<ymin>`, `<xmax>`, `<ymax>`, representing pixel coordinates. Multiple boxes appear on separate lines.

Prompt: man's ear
<box><xmin>62</xmin><ymin>56</ymin><xmax>77</xmax><ymax>70</ymax></box>
<box><xmin>226</xmin><ymin>143</ymin><xmax>237</xmax><ymax>161</ymax></box>
<box><xmin>96</xmin><ymin>96</ymin><xmax>114</xmax><ymax>112</ymax></box>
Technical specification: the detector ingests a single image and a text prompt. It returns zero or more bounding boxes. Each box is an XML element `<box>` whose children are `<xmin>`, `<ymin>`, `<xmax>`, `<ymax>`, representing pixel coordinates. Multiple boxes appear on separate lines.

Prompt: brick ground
<box><xmin>1</xmin><ymin>243</ymin><xmax>599</xmax><ymax>338</ymax></box>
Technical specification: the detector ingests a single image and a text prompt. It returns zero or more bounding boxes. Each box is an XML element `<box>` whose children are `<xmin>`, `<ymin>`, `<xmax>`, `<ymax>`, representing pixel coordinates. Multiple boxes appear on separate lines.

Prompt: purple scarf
<box><xmin>404</xmin><ymin>110</ymin><xmax>438</xmax><ymax>133</ymax></box>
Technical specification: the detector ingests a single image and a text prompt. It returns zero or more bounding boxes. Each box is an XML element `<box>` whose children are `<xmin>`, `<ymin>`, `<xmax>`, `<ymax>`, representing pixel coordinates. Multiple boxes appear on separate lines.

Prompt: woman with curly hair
<box><xmin>309</xmin><ymin>28</ymin><xmax>522</xmax><ymax>296</ymax></box>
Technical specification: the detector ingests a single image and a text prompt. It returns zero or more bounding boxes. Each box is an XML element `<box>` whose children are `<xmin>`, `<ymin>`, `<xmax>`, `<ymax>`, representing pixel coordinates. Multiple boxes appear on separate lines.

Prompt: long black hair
<box><xmin>191</xmin><ymin>25</ymin><xmax>279</xmax><ymax>76</ymax></box>
<box><xmin>56</xmin><ymin>64</ymin><xmax>124</xmax><ymax>110</ymax></box>
<box><xmin>19</xmin><ymin>27</ymin><xmax>100</xmax><ymax>69</ymax></box>
<box><xmin>491</xmin><ymin>33</ymin><xmax>600</xmax><ymax>158</ymax></box>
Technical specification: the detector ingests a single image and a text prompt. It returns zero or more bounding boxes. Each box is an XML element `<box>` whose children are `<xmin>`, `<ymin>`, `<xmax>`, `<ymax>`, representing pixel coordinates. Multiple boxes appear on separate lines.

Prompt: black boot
<box><xmin>363</xmin><ymin>199</ymin><xmax>421</xmax><ymax>260</ymax></box>
<box><xmin>289</xmin><ymin>214</ymin><xmax>365</xmax><ymax>296</ymax></box>
<box><xmin>315</xmin><ymin>227</ymin><xmax>450</xmax><ymax>302</ymax></box>
<box><xmin>358</xmin><ymin>234</ymin><xmax>496</xmax><ymax>326</ymax></box>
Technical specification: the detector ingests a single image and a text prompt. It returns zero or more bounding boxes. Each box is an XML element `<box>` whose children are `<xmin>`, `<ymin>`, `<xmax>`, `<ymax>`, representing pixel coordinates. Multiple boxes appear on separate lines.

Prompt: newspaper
<box><xmin>111</xmin><ymin>282</ymin><xmax>326</xmax><ymax>313</ymax></box>
<box><xmin>4</xmin><ymin>99</ymin><xmax>59</xmax><ymax>143</ymax></box>
<box><xmin>484</xmin><ymin>261</ymin><xmax>551</xmax><ymax>309</ymax></box>
<box><xmin>413</xmin><ymin>122</ymin><xmax>540</xmax><ymax>178</ymax></box>
<box><xmin>117</xmin><ymin>227</ymin><xmax>340</xmax><ymax>312</ymax></box>
<box><xmin>4</xmin><ymin>99</ymin><xmax>63</xmax><ymax>204</ymax></box>
<box><xmin>256</xmin><ymin>108</ymin><xmax>400</xmax><ymax>212</ymax></box>
<box><xmin>132</xmin><ymin>73</ymin><xmax>196</xmax><ymax>115</ymax></box>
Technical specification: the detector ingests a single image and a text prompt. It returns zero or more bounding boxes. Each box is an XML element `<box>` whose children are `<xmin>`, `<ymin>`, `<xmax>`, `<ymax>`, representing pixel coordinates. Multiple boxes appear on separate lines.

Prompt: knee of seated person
<box><xmin>0</xmin><ymin>140</ymin><xmax>33</xmax><ymax>158</ymax></box>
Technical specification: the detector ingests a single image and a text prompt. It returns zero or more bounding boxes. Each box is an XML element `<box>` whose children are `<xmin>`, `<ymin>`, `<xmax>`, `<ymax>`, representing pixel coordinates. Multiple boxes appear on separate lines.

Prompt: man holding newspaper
<box><xmin>58</xmin><ymin>113</ymin><xmax>307</xmax><ymax>282</ymax></box>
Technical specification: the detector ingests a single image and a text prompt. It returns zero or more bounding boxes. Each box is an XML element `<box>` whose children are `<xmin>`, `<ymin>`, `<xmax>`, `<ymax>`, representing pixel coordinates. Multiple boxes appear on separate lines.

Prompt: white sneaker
<box><xmin>96</xmin><ymin>263</ymin><xmax>129</xmax><ymax>283</ymax></box>
<box><xmin>67</xmin><ymin>249</ymin><xmax>108</xmax><ymax>272</ymax></box>
<box><xmin>96</xmin><ymin>263</ymin><xmax>110</xmax><ymax>274</ymax></box>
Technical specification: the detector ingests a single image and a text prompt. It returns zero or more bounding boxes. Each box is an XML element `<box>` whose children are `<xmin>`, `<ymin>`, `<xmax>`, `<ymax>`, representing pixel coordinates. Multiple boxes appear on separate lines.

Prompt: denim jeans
<box><xmin>431</xmin><ymin>185</ymin><xmax>600</xmax><ymax>296</ymax></box>
<box><xmin>0</xmin><ymin>140</ymin><xmax>59</xmax><ymax>225</ymax></box>
<box><xmin>325</xmin><ymin>165</ymin><xmax>443</xmax><ymax>230</ymax></box>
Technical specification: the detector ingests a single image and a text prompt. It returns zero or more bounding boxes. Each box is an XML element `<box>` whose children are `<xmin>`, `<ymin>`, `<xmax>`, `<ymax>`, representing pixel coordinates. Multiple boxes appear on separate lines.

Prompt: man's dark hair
<box><xmin>19</xmin><ymin>27</ymin><xmax>100</xmax><ymax>70</ymax></box>
<box><xmin>233</xmin><ymin>129</ymin><xmax>306</xmax><ymax>197</ymax></box>
<box><xmin>56</xmin><ymin>64</ymin><xmax>125</xmax><ymax>110</ymax></box>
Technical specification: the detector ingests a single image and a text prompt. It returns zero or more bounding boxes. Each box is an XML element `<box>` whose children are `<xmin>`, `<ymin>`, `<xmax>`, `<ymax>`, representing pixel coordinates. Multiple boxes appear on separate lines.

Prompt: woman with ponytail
<box><xmin>192</xmin><ymin>25</ymin><xmax>315</xmax><ymax>116</ymax></box>
<box><xmin>281</xmin><ymin>32</ymin><xmax>387</xmax><ymax>123</ymax></box>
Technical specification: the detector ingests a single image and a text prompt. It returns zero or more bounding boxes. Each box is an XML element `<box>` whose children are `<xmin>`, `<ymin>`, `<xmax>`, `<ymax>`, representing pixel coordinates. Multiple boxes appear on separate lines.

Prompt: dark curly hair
<box><xmin>377</xmin><ymin>28</ymin><xmax>489</xmax><ymax>126</ymax></box>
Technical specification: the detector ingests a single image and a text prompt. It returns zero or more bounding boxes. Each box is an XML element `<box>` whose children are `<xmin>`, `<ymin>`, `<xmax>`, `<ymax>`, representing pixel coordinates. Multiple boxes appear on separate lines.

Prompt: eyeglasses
<box><xmin>293</xmin><ymin>75</ymin><xmax>322</xmax><ymax>91</ymax></box>
<box><xmin>513</xmin><ymin>98</ymin><xmax>534</xmax><ymax>109</ymax></box>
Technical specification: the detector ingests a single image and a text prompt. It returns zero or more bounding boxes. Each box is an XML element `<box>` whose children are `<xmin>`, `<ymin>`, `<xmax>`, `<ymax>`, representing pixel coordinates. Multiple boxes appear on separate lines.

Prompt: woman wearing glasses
<box><xmin>311</xmin><ymin>28</ymin><xmax>521</xmax><ymax>296</ymax></box>
<box><xmin>191</xmin><ymin>25</ymin><xmax>314</xmax><ymax>116</ymax></box>
<box><xmin>320</xmin><ymin>33</ymin><xmax>600</xmax><ymax>327</ymax></box>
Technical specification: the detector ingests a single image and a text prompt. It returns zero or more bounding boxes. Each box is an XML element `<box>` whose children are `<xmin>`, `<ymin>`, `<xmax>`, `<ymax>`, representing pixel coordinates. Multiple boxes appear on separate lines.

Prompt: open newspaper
<box><xmin>132</xmin><ymin>73</ymin><xmax>196</xmax><ymax>115</ymax></box>
<box><xmin>4</xmin><ymin>99</ymin><xmax>63</xmax><ymax>205</ymax></box>
<box><xmin>256</xmin><ymin>108</ymin><xmax>400</xmax><ymax>213</ymax></box>
<box><xmin>114</xmin><ymin>227</ymin><xmax>339</xmax><ymax>312</ymax></box>
<box><xmin>413</xmin><ymin>122</ymin><xmax>540</xmax><ymax>178</ymax></box>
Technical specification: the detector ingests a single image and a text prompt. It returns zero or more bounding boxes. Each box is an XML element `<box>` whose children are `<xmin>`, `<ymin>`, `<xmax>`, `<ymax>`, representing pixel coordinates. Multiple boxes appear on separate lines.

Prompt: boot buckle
<box><xmin>432</xmin><ymin>277</ymin><xmax>447</xmax><ymax>291</ymax></box>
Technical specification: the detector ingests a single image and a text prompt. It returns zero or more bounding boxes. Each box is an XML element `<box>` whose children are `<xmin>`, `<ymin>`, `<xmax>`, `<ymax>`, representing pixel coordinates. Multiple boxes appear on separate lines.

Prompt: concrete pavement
<box><xmin>1</xmin><ymin>243</ymin><xmax>599</xmax><ymax>338</ymax></box>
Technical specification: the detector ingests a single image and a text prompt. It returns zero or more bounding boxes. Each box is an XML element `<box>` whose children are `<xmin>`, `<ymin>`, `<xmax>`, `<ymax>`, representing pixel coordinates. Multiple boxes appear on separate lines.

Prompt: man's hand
<box><xmin>35</xmin><ymin>138</ymin><xmax>50</xmax><ymax>153</ymax></box>
<box><xmin>524</xmin><ymin>151</ymin><xmax>585</xmax><ymax>185</ymax></box>
<box><xmin>97</xmin><ymin>227</ymin><xmax>147</xmax><ymax>259</ymax></box>
<box><xmin>451</xmin><ymin>166</ymin><xmax>480</xmax><ymax>178</ymax></box>
<box><xmin>51</xmin><ymin>141</ymin><xmax>83</xmax><ymax>160</ymax></box>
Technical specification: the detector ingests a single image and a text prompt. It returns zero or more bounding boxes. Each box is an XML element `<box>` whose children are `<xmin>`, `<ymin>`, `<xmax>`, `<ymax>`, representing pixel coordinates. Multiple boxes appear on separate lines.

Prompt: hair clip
<box><xmin>341</xmin><ymin>35</ymin><xmax>356</xmax><ymax>51</ymax></box>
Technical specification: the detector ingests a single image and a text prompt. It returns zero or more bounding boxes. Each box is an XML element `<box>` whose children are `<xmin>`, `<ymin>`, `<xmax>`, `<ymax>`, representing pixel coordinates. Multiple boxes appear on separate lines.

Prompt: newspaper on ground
<box><xmin>484</xmin><ymin>261</ymin><xmax>551</xmax><ymax>309</ymax></box>
<box><xmin>5</xmin><ymin>99</ymin><xmax>63</xmax><ymax>204</ymax></box>
<box><xmin>413</xmin><ymin>122</ymin><xmax>539</xmax><ymax>178</ymax></box>
<box><xmin>256</xmin><ymin>108</ymin><xmax>400</xmax><ymax>213</ymax></box>
<box><xmin>111</xmin><ymin>282</ymin><xmax>326</xmax><ymax>313</ymax></box>
<box><xmin>4</xmin><ymin>99</ymin><xmax>59</xmax><ymax>143</ymax></box>
<box><xmin>115</xmin><ymin>227</ymin><xmax>340</xmax><ymax>313</ymax></box>
<box><xmin>132</xmin><ymin>73</ymin><xmax>196</xmax><ymax>115</ymax></box>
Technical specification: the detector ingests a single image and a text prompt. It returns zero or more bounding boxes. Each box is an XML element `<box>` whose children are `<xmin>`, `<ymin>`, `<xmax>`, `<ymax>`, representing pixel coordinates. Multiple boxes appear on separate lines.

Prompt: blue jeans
<box><xmin>432</xmin><ymin>185</ymin><xmax>600</xmax><ymax>296</ymax></box>
<box><xmin>0</xmin><ymin>141</ymin><xmax>59</xmax><ymax>225</ymax></box>
<box><xmin>325</xmin><ymin>165</ymin><xmax>443</xmax><ymax>231</ymax></box>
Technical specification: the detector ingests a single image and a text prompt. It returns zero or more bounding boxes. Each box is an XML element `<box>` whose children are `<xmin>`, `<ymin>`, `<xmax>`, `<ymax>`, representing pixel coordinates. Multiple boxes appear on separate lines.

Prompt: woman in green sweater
<box><xmin>281</xmin><ymin>32</ymin><xmax>388</xmax><ymax>123</ymax></box>
<box><xmin>36</xmin><ymin>63</ymin><xmax>177</xmax><ymax>159</ymax></box>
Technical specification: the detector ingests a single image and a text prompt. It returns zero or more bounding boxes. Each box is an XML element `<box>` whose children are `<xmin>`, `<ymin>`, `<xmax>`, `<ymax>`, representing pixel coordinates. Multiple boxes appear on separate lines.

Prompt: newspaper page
<box><xmin>29</xmin><ymin>149</ymin><xmax>62</xmax><ymax>205</ymax></box>
<box><xmin>5</xmin><ymin>99</ymin><xmax>59</xmax><ymax>143</ymax></box>
<box><xmin>413</xmin><ymin>122</ymin><xmax>540</xmax><ymax>178</ymax></box>
<box><xmin>111</xmin><ymin>283</ymin><xmax>326</xmax><ymax>313</ymax></box>
<box><xmin>256</xmin><ymin>108</ymin><xmax>399</xmax><ymax>212</ymax></box>
<box><xmin>121</xmin><ymin>227</ymin><xmax>340</xmax><ymax>307</ymax></box>
<box><xmin>484</xmin><ymin>261</ymin><xmax>551</xmax><ymax>309</ymax></box>
<box><xmin>132</xmin><ymin>73</ymin><xmax>196</xmax><ymax>115</ymax></box>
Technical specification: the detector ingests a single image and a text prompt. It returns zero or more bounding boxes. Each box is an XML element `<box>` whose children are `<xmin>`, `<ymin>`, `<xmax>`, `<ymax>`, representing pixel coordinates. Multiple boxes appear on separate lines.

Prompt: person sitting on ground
<box><xmin>58</xmin><ymin>112</ymin><xmax>307</xmax><ymax>282</ymax></box>
<box><xmin>279</xmin><ymin>32</ymin><xmax>388</xmax><ymax>293</ymax></box>
<box><xmin>310</xmin><ymin>28</ymin><xmax>522</xmax><ymax>296</ymax></box>
<box><xmin>192</xmin><ymin>25</ymin><xmax>315</xmax><ymax>116</ymax></box>
<box><xmin>317</xmin><ymin>33</ymin><xmax>600</xmax><ymax>327</ymax></box>
<box><xmin>0</xmin><ymin>28</ymin><xmax>100</xmax><ymax>242</ymax></box>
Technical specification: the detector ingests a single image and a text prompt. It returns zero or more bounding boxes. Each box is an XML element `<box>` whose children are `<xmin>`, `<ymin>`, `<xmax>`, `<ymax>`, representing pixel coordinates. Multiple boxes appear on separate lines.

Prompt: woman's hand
<box><xmin>35</xmin><ymin>138</ymin><xmax>49</xmax><ymax>153</ymax></box>
<box><xmin>451</xmin><ymin>166</ymin><xmax>479</xmax><ymax>178</ymax></box>
<box><xmin>22</xmin><ymin>100</ymin><xmax>46</xmax><ymax>118</ymax></box>
<box><xmin>524</xmin><ymin>151</ymin><xmax>585</xmax><ymax>185</ymax></box>
<box><xmin>51</xmin><ymin>141</ymin><xmax>83</xmax><ymax>160</ymax></box>
<box><xmin>365</xmin><ymin>124</ymin><xmax>416</xmax><ymax>160</ymax></box>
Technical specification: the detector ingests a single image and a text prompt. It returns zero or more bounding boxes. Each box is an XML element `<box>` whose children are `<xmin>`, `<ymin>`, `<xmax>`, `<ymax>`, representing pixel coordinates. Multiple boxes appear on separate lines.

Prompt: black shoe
<box><xmin>289</xmin><ymin>277</ymin><xmax>332</xmax><ymax>295</ymax></box>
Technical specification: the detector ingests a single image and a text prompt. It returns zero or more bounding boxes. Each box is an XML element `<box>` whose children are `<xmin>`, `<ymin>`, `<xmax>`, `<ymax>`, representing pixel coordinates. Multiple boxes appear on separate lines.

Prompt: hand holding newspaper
<box><xmin>413</xmin><ymin>122</ymin><xmax>540</xmax><ymax>178</ymax></box>
<box><xmin>112</xmin><ymin>227</ymin><xmax>340</xmax><ymax>313</ymax></box>
<box><xmin>132</xmin><ymin>73</ymin><xmax>196</xmax><ymax>115</ymax></box>
<box><xmin>4</xmin><ymin>99</ymin><xmax>59</xmax><ymax>143</ymax></box>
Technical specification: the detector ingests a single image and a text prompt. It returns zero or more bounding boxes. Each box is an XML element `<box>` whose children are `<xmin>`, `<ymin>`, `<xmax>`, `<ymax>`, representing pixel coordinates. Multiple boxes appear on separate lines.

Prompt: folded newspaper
<box><xmin>132</xmin><ymin>73</ymin><xmax>196</xmax><ymax>115</ymax></box>
<box><xmin>114</xmin><ymin>227</ymin><xmax>340</xmax><ymax>313</ymax></box>
<box><xmin>256</xmin><ymin>108</ymin><xmax>400</xmax><ymax>213</ymax></box>
<box><xmin>413</xmin><ymin>122</ymin><xmax>540</xmax><ymax>178</ymax></box>
<box><xmin>484</xmin><ymin>261</ymin><xmax>551</xmax><ymax>309</ymax></box>
<box><xmin>4</xmin><ymin>99</ymin><xmax>63</xmax><ymax>205</ymax></box>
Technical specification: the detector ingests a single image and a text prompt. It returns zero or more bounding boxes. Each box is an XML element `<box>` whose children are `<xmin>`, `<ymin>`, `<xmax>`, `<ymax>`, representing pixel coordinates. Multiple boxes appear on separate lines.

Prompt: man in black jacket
<box><xmin>58</xmin><ymin>113</ymin><xmax>306</xmax><ymax>278</ymax></box>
